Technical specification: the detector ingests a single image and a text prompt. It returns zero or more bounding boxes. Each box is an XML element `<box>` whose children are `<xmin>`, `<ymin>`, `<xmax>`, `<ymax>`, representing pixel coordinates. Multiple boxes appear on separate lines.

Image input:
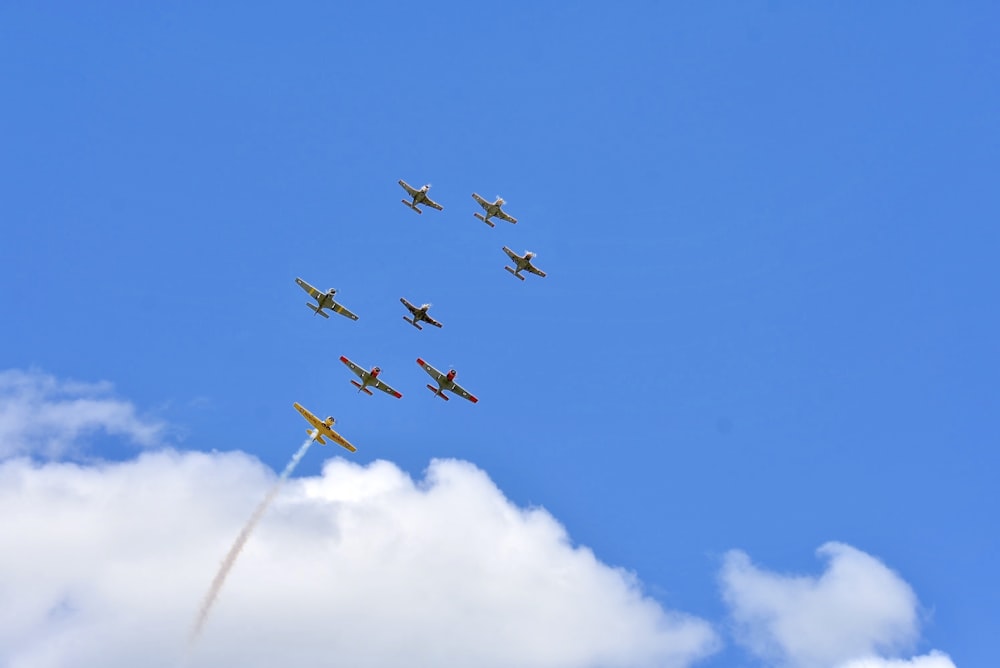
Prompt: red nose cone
<box><xmin>447</xmin><ymin>370</ymin><xmax>457</xmax><ymax>381</ymax></box>
<box><xmin>372</xmin><ymin>367</ymin><xmax>381</xmax><ymax>378</ymax></box>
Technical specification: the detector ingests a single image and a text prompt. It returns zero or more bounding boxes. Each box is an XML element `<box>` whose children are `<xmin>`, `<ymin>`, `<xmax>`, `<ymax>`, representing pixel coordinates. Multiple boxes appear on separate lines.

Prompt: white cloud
<box><xmin>0</xmin><ymin>369</ymin><xmax>163</xmax><ymax>458</ymax></box>
<box><xmin>836</xmin><ymin>651</ymin><xmax>957</xmax><ymax>668</ymax></box>
<box><xmin>0</xmin><ymin>450</ymin><xmax>719</xmax><ymax>668</ymax></box>
<box><xmin>720</xmin><ymin>543</ymin><xmax>952</xmax><ymax>668</ymax></box>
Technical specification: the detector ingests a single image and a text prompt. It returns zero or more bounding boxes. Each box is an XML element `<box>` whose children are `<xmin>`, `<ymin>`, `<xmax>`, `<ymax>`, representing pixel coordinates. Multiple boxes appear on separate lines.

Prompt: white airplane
<box><xmin>471</xmin><ymin>193</ymin><xmax>518</xmax><ymax>227</ymax></box>
<box><xmin>339</xmin><ymin>356</ymin><xmax>403</xmax><ymax>398</ymax></box>
<box><xmin>399</xmin><ymin>180</ymin><xmax>444</xmax><ymax>214</ymax></box>
<box><xmin>502</xmin><ymin>247</ymin><xmax>547</xmax><ymax>280</ymax></box>
<box><xmin>295</xmin><ymin>277</ymin><xmax>359</xmax><ymax>320</ymax></box>
<box><xmin>293</xmin><ymin>402</ymin><xmax>357</xmax><ymax>452</ymax></box>
<box><xmin>400</xmin><ymin>297</ymin><xmax>443</xmax><ymax>330</ymax></box>
<box><xmin>416</xmin><ymin>358</ymin><xmax>478</xmax><ymax>403</ymax></box>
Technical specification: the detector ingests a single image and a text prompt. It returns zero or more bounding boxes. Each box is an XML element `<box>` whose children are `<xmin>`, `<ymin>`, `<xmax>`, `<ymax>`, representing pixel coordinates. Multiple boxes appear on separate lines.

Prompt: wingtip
<box><xmin>339</xmin><ymin>355</ymin><xmax>349</xmax><ymax>364</ymax></box>
<box><xmin>470</xmin><ymin>396</ymin><xmax>479</xmax><ymax>404</ymax></box>
<box><xmin>416</xmin><ymin>357</ymin><xmax>425</xmax><ymax>366</ymax></box>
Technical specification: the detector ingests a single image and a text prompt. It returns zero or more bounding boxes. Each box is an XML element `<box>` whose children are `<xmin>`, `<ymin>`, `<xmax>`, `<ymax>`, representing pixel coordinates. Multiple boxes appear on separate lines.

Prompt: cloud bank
<box><xmin>0</xmin><ymin>450</ymin><xmax>718</xmax><ymax>668</ymax></box>
<box><xmin>0</xmin><ymin>369</ymin><xmax>956</xmax><ymax>667</ymax></box>
<box><xmin>837</xmin><ymin>651</ymin><xmax>957</xmax><ymax>668</ymax></box>
<box><xmin>0</xmin><ymin>369</ymin><xmax>163</xmax><ymax>458</ymax></box>
<box><xmin>720</xmin><ymin>543</ymin><xmax>955</xmax><ymax>668</ymax></box>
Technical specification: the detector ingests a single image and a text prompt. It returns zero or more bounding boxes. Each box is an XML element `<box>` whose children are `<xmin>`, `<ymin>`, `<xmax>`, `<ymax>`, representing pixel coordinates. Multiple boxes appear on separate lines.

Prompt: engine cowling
<box><xmin>446</xmin><ymin>369</ymin><xmax>457</xmax><ymax>382</ymax></box>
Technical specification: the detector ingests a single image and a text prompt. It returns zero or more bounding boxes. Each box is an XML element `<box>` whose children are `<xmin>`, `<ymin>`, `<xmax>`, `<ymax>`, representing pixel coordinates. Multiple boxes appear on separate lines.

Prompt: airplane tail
<box><xmin>350</xmin><ymin>380</ymin><xmax>374</xmax><ymax>395</ymax></box>
<box><xmin>426</xmin><ymin>384</ymin><xmax>449</xmax><ymax>401</ymax></box>
<box><xmin>473</xmin><ymin>213</ymin><xmax>495</xmax><ymax>227</ymax></box>
<box><xmin>403</xmin><ymin>316</ymin><xmax>423</xmax><ymax>330</ymax></box>
<box><xmin>401</xmin><ymin>199</ymin><xmax>422</xmax><ymax>213</ymax></box>
<box><xmin>504</xmin><ymin>266</ymin><xmax>525</xmax><ymax>280</ymax></box>
<box><xmin>307</xmin><ymin>429</ymin><xmax>327</xmax><ymax>445</ymax></box>
<box><xmin>306</xmin><ymin>303</ymin><xmax>330</xmax><ymax>318</ymax></box>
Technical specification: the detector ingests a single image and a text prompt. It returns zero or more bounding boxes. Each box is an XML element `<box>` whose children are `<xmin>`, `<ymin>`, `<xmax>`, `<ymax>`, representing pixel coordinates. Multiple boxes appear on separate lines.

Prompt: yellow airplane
<box><xmin>293</xmin><ymin>402</ymin><xmax>357</xmax><ymax>452</ymax></box>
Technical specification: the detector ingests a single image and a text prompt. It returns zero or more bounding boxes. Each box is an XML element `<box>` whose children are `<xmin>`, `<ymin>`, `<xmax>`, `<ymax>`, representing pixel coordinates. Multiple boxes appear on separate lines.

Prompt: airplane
<box><xmin>400</xmin><ymin>297</ymin><xmax>443</xmax><ymax>330</ymax></box>
<box><xmin>295</xmin><ymin>277</ymin><xmax>359</xmax><ymax>320</ymax></box>
<box><xmin>471</xmin><ymin>193</ymin><xmax>518</xmax><ymax>227</ymax></box>
<box><xmin>399</xmin><ymin>180</ymin><xmax>444</xmax><ymax>214</ymax></box>
<box><xmin>416</xmin><ymin>358</ymin><xmax>478</xmax><ymax>403</ymax></box>
<box><xmin>502</xmin><ymin>247</ymin><xmax>547</xmax><ymax>281</ymax></box>
<box><xmin>339</xmin><ymin>356</ymin><xmax>403</xmax><ymax>398</ymax></box>
<box><xmin>293</xmin><ymin>402</ymin><xmax>357</xmax><ymax>452</ymax></box>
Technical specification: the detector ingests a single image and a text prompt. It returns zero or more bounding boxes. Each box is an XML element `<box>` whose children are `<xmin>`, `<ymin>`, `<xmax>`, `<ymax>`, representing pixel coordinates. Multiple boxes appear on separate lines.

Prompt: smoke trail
<box><xmin>188</xmin><ymin>435</ymin><xmax>315</xmax><ymax>646</ymax></box>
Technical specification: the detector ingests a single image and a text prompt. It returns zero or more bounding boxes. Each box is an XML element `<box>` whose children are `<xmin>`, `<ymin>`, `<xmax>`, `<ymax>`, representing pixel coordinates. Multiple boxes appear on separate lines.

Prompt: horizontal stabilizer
<box><xmin>350</xmin><ymin>380</ymin><xmax>373</xmax><ymax>396</ymax></box>
<box><xmin>403</xmin><ymin>316</ymin><xmax>423</xmax><ymax>330</ymax></box>
<box><xmin>306</xmin><ymin>303</ymin><xmax>330</xmax><ymax>318</ymax></box>
<box><xmin>307</xmin><ymin>429</ymin><xmax>326</xmax><ymax>445</ymax></box>
<box><xmin>473</xmin><ymin>213</ymin><xmax>495</xmax><ymax>227</ymax></box>
<box><xmin>504</xmin><ymin>266</ymin><xmax>525</xmax><ymax>280</ymax></box>
<box><xmin>427</xmin><ymin>384</ymin><xmax>449</xmax><ymax>401</ymax></box>
<box><xmin>401</xmin><ymin>199</ymin><xmax>422</xmax><ymax>213</ymax></box>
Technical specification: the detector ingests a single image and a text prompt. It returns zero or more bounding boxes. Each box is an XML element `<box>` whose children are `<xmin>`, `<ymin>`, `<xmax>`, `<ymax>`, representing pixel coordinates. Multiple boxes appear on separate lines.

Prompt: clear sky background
<box><xmin>1</xmin><ymin>3</ymin><xmax>997</xmax><ymax>667</ymax></box>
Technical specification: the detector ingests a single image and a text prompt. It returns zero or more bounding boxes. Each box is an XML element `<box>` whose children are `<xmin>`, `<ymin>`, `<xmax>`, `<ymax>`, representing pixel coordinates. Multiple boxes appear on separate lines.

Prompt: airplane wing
<box><xmin>322</xmin><ymin>425</ymin><xmax>357</xmax><ymax>452</ymax></box>
<box><xmin>471</xmin><ymin>193</ymin><xmax>489</xmax><ymax>209</ymax></box>
<box><xmin>400</xmin><ymin>297</ymin><xmax>418</xmax><ymax>315</ymax></box>
<box><xmin>339</xmin><ymin>356</ymin><xmax>367</xmax><ymax>380</ymax></box>
<box><xmin>372</xmin><ymin>378</ymin><xmax>403</xmax><ymax>399</ymax></box>
<box><xmin>527</xmin><ymin>264</ymin><xmax>547</xmax><ymax>277</ymax></box>
<box><xmin>295</xmin><ymin>277</ymin><xmax>323</xmax><ymax>300</ymax></box>
<box><xmin>502</xmin><ymin>246</ymin><xmax>520</xmax><ymax>261</ymax></box>
<box><xmin>398</xmin><ymin>179</ymin><xmax>418</xmax><ymax>196</ymax></box>
<box><xmin>294</xmin><ymin>401</ymin><xmax>320</xmax><ymax>427</ymax></box>
<box><xmin>424</xmin><ymin>197</ymin><xmax>443</xmax><ymax>211</ymax></box>
<box><xmin>423</xmin><ymin>313</ymin><xmax>443</xmax><ymax>328</ymax></box>
<box><xmin>450</xmin><ymin>381</ymin><xmax>479</xmax><ymax>404</ymax></box>
<box><xmin>416</xmin><ymin>358</ymin><xmax>447</xmax><ymax>384</ymax></box>
<box><xmin>497</xmin><ymin>210</ymin><xmax>518</xmax><ymax>224</ymax></box>
<box><xmin>331</xmin><ymin>301</ymin><xmax>359</xmax><ymax>321</ymax></box>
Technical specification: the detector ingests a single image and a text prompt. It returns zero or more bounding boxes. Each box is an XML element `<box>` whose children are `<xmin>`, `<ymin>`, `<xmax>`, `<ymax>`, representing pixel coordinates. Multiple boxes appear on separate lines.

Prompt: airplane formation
<box><xmin>294</xmin><ymin>179</ymin><xmax>545</xmax><ymax>450</ymax></box>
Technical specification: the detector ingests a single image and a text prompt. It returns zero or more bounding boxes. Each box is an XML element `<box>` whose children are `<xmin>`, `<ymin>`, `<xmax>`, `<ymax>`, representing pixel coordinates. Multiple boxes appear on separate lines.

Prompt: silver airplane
<box><xmin>416</xmin><ymin>358</ymin><xmax>478</xmax><ymax>403</ymax></box>
<box><xmin>501</xmin><ymin>247</ymin><xmax>547</xmax><ymax>281</ymax></box>
<box><xmin>471</xmin><ymin>193</ymin><xmax>518</xmax><ymax>227</ymax></box>
<box><xmin>295</xmin><ymin>277</ymin><xmax>359</xmax><ymax>320</ymax></box>
<box><xmin>399</xmin><ymin>180</ymin><xmax>444</xmax><ymax>214</ymax></box>
<box><xmin>400</xmin><ymin>297</ymin><xmax>443</xmax><ymax>330</ymax></box>
<box><xmin>339</xmin><ymin>356</ymin><xmax>403</xmax><ymax>398</ymax></box>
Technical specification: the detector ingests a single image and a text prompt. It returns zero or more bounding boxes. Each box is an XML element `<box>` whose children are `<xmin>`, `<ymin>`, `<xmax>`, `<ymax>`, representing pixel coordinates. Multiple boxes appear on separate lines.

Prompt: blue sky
<box><xmin>1</xmin><ymin>3</ymin><xmax>997</xmax><ymax>666</ymax></box>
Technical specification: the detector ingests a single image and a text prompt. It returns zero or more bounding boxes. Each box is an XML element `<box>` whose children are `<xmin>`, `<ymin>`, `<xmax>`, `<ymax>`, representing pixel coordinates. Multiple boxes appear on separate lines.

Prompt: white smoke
<box><xmin>188</xmin><ymin>436</ymin><xmax>314</xmax><ymax>646</ymax></box>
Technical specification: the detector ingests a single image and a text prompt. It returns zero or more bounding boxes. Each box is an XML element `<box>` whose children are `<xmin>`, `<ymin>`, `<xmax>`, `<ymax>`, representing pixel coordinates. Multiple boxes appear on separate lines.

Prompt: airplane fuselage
<box><xmin>361</xmin><ymin>367</ymin><xmax>380</xmax><ymax>388</ymax></box>
<box><xmin>311</xmin><ymin>290</ymin><xmax>336</xmax><ymax>314</ymax></box>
